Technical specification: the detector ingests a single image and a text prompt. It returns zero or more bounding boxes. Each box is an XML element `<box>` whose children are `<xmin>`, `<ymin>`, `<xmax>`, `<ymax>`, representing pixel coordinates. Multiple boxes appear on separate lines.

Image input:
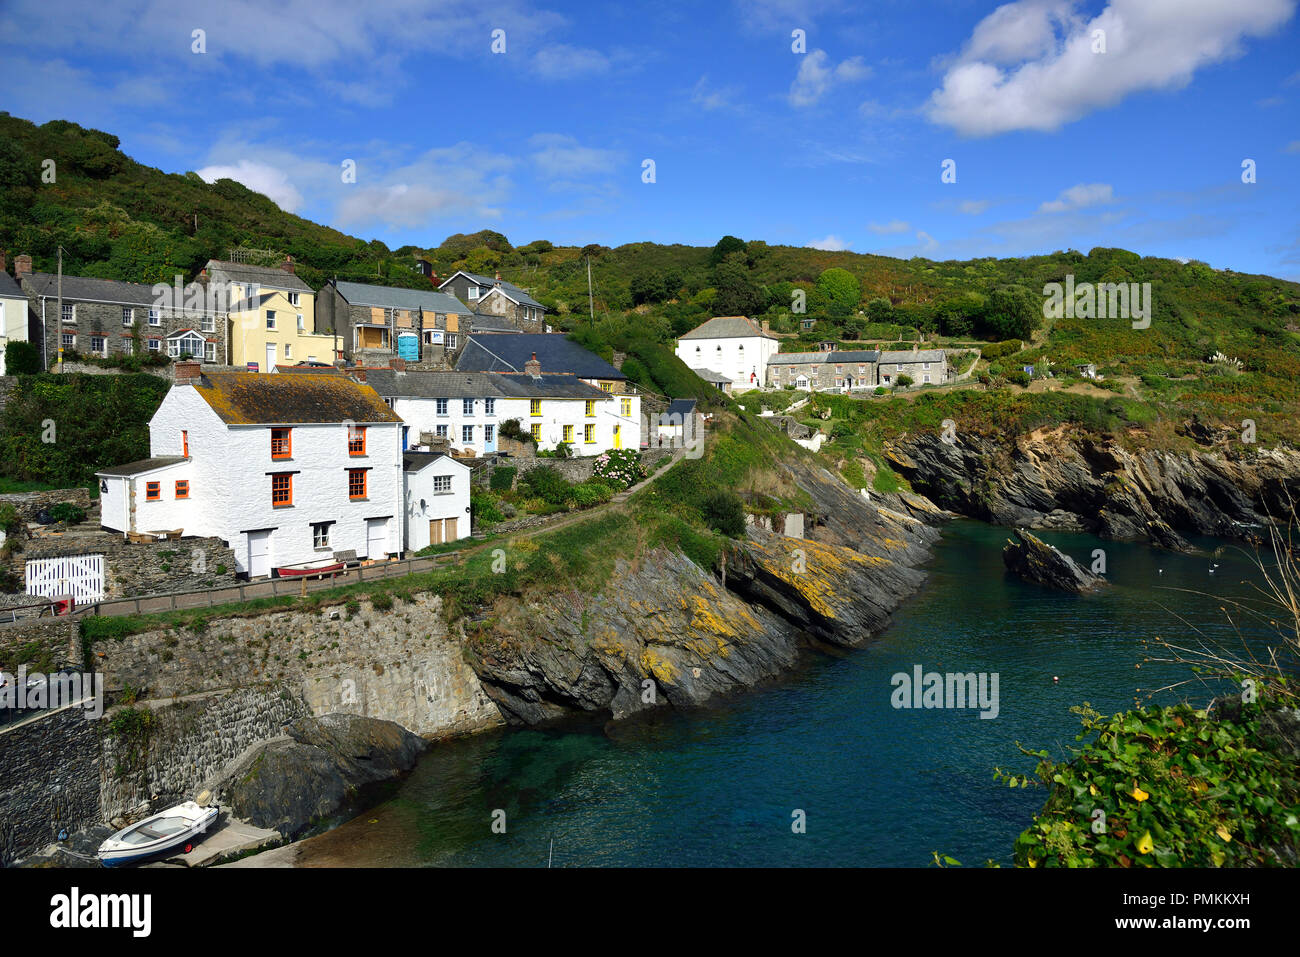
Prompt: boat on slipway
<box><xmin>96</xmin><ymin>800</ymin><xmax>219</xmax><ymax>867</ymax></box>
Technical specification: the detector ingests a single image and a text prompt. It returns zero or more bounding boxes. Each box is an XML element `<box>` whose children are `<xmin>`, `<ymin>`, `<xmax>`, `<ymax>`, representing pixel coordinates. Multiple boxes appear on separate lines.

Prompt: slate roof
<box><xmin>694</xmin><ymin>368</ymin><xmax>732</xmax><ymax>383</ymax></box>
<box><xmin>205</xmin><ymin>260</ymin><xmax>314</xmax><ymax>294</ymax></box>
<box><xmin>878</xmin><ymin>349</ymin><xmax>947</xmax><ymax>364</ymax></box>
<box><xmin>96</xmin><ymin>456</ymin><xmax>188</xmax><ymax>477</ymax></box>
<box><xmin>0</xmin><ymin>270</ymin><xmax>24</xmax><ymax>298</ymax></box>
<box><xmin>769</xmin><ymin>350</ymin><xmax>880</xmax><ymax>365</ymax></box>
<box><xmin>192</xmin><ymin>372</ymin><xmax>401</xmax><ymax>425</ymax></box>
<box><xmin>402</xmin><ymin>451</ymin><xmax>468</xmax><ymax>472</ymax></box>
<box><xmin>678</xmin><ymin>316</ymin><xmax>775</xmax><ymax>341</ymax></box>
<box><xmin>332</xmin><ymin>280</ymin><xmax>472</xmax><ymax>315</ymax></box>
<box><xmin>23</xmin><ymin>272</ymin><xmax>159</xmax><ymax>306</ymax></box>
<box><xmin>365</xmin><ymin>369</ymin><xmax>609</xmax><ymax>401</ymax></box>
<box><xmin>449</xmin><ymin>271</ymin><xmax>544</xmax><ymax>309</ymax></box>
<box><xmin>665</xmin><ymin>399</ymin><xmax>697</xmax><ymax>416</ymax></box>
<box><xmin>468</xmin><ymin>314</ymin><xmax>523</xmax><ymax>333</ymax></box>
<box><xmin>455</xmin><ymin>334</ymin><xmax>625</xmax><ymax>380</ymax></box>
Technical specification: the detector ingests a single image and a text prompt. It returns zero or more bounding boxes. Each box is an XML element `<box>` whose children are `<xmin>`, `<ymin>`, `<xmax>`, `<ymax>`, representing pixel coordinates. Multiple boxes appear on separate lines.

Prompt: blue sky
<box><xmin>2</xmin><ymin>0</ymin><xmax>1298</xmax><ymax>278</ymax></box>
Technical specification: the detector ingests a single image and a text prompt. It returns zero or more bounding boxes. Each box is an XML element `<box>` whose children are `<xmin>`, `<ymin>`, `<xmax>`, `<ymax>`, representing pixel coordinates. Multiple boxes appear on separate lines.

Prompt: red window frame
<box><xmin>348</xmin><ymin>425</ymin><xmax>366</xmax><ymax>456</ymax></box>
<box><xmin>145</xmin><ymin>481</ymin><xmax>160</xmax><ymax>501</ymax></box>
<box><xmin>181</xmin><ymin>430</ymin><xmax>189</xmax><ymax>456</ymax></box>
<box><xmin>271</xmin><ymin>427</ymin><xmax>292</xmax><ymax>459</ymax></box>
<box><xmin>271</xmin><ymin>472</ymin><xmax>293</xmax><ymax>507</ymax></box>
<box><xmin>348</xmin><ymin>469</ymin><xmax>367</xmax><ymax>500</ymax></box>
<box><xmin>175</xmin><ymin>480</ymin><xmax>189</xmax><ymax>499</ymax></box>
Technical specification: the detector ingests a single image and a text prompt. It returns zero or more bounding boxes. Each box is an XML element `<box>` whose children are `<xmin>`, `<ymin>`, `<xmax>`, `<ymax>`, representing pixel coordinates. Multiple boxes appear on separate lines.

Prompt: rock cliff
<box><xmin>885</xmin><ymin>426</ymin><xmax>1300</xmax><ymax>550</ymax></box>
<box><xmin>1002</xmin><ymin>528</ymin><xmax>1104</xmax><ymax>592</ymax></box>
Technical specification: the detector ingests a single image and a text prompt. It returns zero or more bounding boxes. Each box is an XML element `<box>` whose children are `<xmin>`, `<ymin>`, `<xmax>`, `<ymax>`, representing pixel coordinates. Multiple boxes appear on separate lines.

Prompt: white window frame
<box><xmin>435</xmin><ymin>398</ymin><xmax>449</xmax><ymax>416</ymax></box>
<box><xmin>462</xmin><ymin>398</ymin><xmax>474</xmax><ymax>416</ymax></box>
<box><xmin>148</xmin><ymin>307</ymin><xmax>161</xmax><ymax>326</ymax></box>
<box><xmin>204</xmin><ymin>341</ymin><xmax>216</xmax><ymax>363</ymax></box>
<box><xmin>312</xmin><ymin>521</ymin><xmax>331</xmax><ymax>549</ymax></box>
<box><xmin>461</xmin><ymin>425</ymin><xmax>474</xmax><ymax>444</ymax></box>
<box><xmin>122</xmin><ymin>307</ymin><xmax>133</xmax><ymax>327</ymax></box>
<box><xmin>266</xmin><ymin>310</ymin><xmax>276</xmax><ymax>330</ymax></box>
<box><xmin>484</xmin><ymin>398</ymin><xmax>495</xmax><ymax>415</ymax></box>
<box><xmin>61</xmin><ymin>303</ymin><xmax>75</xmax><ymax>323</ymax></box>
<box><xmin>288</xmin><ymin>291</ymin><xmax>300</xmax><ymax>307</ymax></box>
<box><xmin>90</xmin><ymin>335</ymin><xmax>107</xmax><ymax>356</ymax></box>
<box><xmin>61</xmin><ymin>332</ymin><xmax>75</xmax><ymax>348</ymax></box>
<box><xmin>467</xmin><ymin>286</ymin><xmax>480</xmax><ymax>300</ymax></box>
<box><xmin>284</xmin><ymin>343</ymin><xmax>292</xmax><ymax>360</ymax></box>
<box><xmin>433</xmin><ymin>475</ymin><xmax>452</xmax><ymax>494</ymax></box>
<box><xmin>435</xmin><ymin>424</ymin><xmax>449</xmax><ymax>438</ymax></box>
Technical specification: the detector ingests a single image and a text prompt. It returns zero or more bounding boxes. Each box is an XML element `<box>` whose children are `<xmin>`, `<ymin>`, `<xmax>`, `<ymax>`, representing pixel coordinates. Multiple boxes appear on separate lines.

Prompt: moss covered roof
<box><xmin>192</xmin><ymin>372</ymin><xmax>401</xmax><ymax>425</ymax></box>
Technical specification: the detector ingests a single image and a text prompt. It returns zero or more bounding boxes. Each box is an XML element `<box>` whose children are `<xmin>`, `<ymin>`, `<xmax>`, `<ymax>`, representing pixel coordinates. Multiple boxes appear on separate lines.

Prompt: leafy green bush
<box><xmin>471</xmin><ymin>490</ymin><xmax>505</xmax><ymax>526</ymax></box>
<box><xmin>981</xmin><ymin>339</ymin><xmax>1024</xmax><ymax>362</ymax></box>
<box><xmin>3</xmin><ymin>341</ymin><xmax>41</xmax><ymax>375</ymax></box>
<box><xmin>1007</xmin><ymin>370</ymin><xmax>1031</xmax><ymax>387</ymax></box>
<box><xmin>700</xmin><ymin>489</ymin><xmax>746</xmax><ymax>537</ymax></box>
<box><xmin>571</xmin><ymin>481</ymin><xmax>614</xmax><ymax>508</ymax></box>
<box><xmin>0</xmin><ymin>503</ymin><xmax>22</xmax><ymax>537</ymax></box>
<box><xmin>519</xmin><ymin>466</ymin><xmax>572</xmax><ymax>506</ymax></box>
<box><xmin>489</xmin><ymin>466</ymin><xmax>516</xmax><ymax>492</ymax></box>
<box><xmin>48</xmin><ymin>502</ymin><xmax>86</xmax><ymax>525</ymax></box>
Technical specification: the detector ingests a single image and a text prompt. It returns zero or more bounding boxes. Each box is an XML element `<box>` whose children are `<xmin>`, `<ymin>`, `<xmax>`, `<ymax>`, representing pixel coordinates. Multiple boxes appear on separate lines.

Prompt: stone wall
<box><xmin>9</xmin><ymin>533</ymin><xmax>238</xmax><ymax>600</ymax></box>
<box><xmin>94</xmin><ymin>592</ymin><xmax>502</xmax><ymax>739</ymax></box>
<box><xmin>0</xmin><ymin>375</ymin><xmax>17</xmax><ymax>412</ymax></box>
<box><xmin>0</xmin><ymin>615</ymin><xmax>79</xmax><ymax>672</ymax></box>
<box><xmin>0</xmin><ymin>486</ymin><xmax>91</xmax><ymax>522</ymax></box>
<box><xmin>0</xmin><ymin>705</ymin><xmax>102</xmax><ymax>866</ymax></box>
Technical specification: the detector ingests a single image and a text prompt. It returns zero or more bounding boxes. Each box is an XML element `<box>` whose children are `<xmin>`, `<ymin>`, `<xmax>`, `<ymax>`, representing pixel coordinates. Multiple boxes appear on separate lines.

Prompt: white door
<box><xmin>247</xmin><ymin>530</ymin><xmax>272</xmax><ymax>577</ymax></box>
<box><xmin>265</xmin><ymin>342</ymin><xmax>276</xmax><ymax>373</ymax></box>
<box><xmin>366</xmin><ymin>518</ymin><xmax>388</xmax><ymax>560</ymax></box>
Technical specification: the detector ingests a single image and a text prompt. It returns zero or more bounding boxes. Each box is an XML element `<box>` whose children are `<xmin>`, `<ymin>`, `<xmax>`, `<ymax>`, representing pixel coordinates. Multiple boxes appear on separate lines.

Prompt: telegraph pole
<box><xmin>57</xmin><ymin>245</ymin><xmax>64</xmax><ymax>373</ymax></box>
<box><xmin>587</xmin><ymin>256</ymin><xmax>594</xmax><ymax>319</ymax></box>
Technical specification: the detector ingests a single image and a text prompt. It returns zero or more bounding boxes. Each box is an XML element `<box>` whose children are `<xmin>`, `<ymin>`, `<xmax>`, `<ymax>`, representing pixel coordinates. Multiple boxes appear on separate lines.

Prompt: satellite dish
<box><xmin>196</xmin><ymin>789</ymin><xmax>212</xmax><ymax>807</ymax></box>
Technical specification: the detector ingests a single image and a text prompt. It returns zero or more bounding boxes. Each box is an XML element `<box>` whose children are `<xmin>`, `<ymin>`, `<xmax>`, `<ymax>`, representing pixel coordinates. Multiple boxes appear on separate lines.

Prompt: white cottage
<box><xmin>403</xmin><ymin>452</ymin><xmax>471</xmax><ymax>551</ymax></box>
<box><xmin>0</xmin><ymin>263</ymin><xmax>32</xmax><ymax>375</ymax></box>
<box><xmin>675</xmin><ymin>316</ymin><xmax>779</xmax><ymax>390</ymax></box>
<box><xmin>96</xmin><ymin>362</ymin><xmax>405</xmax><ymax>576</ymax></box>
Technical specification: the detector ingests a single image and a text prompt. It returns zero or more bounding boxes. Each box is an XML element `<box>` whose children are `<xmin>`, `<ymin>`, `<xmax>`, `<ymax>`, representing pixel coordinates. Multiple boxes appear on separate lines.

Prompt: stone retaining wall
<box><xmin>0</xmin><ymin>615</ymin><xmax>79</xmax><ymax>673</ymax></box>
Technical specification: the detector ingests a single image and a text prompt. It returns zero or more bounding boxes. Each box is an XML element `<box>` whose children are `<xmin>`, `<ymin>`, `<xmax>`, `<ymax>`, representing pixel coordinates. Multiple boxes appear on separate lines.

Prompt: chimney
<box><xmin>524</xmin><ymin>352</ymin><xmax>542</xmax><ymax>378</ymax></box>
<box><xmin>761</xmin><ymin>319</ymin><xmax>770</xmax><ymax>334</ymax></box>
<box><xmin>355</xmin><ymin>369</ymin><xmax>367</xmax><ymax>383</ymax></box>
<box><xmin>15</xmin><ymin>254</ymin><xmax>32</xmax><ymax>278</ymax></box>
<box><xmin>281</xmin><ymin>255</ymin><xmax>295</xmax><ymax>274</ymax></box>
<box><xmin>391</xmin><ymin>356</ymin><xmax>406</xmax><ymax>373</ymax></box>
<box><xmin>913</xmin><ymin>342</ymin><xmax>919</xmax><ymax>353</ymax></box>
<box><xmin>0</xmin><ymin>251</ymin><xmax>6</xmax><ymax>274</ymax></box>
<box><xmin>174</xmin><ymin>360</ymin><xmax>202</xmax><ymax>385</ymax></box>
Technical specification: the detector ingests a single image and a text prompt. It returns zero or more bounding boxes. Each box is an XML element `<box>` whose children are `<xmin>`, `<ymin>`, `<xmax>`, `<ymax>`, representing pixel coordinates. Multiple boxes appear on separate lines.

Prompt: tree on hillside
<box><xmin>713</xmin><ymin>253</ymin><xmax>764</xmax><ymax>316</ymax></box>
<box><xmin>709</xmin><ymin>235</ymin><xmax>748</xmax><ymax>266</ymax></box>
<box><xmin>866</xmin><ymin>297</ymin><xmax>893</xmax><ymax>323</ymax></box>
<box><xmin>817</xmin><ymin>267</ymin><xmax>860</xmax><ymax>317</ymax></box>
<box><xmin>983</xmin><ymin>285</ymin><xmax>1040</xmax><ymax>340</ymax></box>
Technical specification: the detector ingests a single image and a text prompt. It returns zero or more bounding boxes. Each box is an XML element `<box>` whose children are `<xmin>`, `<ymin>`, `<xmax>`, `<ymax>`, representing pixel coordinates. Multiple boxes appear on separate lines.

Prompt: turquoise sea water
<box><xmin>295</xmin><ymin>521</ymin><xmax>1276</xmax><ymax>867</ymax></box>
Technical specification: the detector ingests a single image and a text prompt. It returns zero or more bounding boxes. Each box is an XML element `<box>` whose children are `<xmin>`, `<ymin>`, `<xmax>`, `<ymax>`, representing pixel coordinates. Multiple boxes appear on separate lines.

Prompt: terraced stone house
<box><xmin>438</xmin><ymin>270</ymin><xmax>547</xmax><ymax>333</ymax></box>
<box><xmin>767</xmin><ymin>349</ymin><xmax>880</xmax><ymax>391</ymax></box>
<box><xmin>876</xmin><ymin>348</ymin><xmax>949</xmax><ymax>387</ymax></box>
<box><xmin>315</xmin><ymin>279</ymin><xmax>475</xmax><ymax>365</ymax></box>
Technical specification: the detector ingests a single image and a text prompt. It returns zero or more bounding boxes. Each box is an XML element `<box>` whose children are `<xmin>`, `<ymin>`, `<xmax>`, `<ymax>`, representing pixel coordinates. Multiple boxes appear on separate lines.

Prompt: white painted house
<box><xmin>363</xmin><ymin>366</ymin><xmax>640</xmax><ymax>456</ymax></box>
<box><xmin>96</xmin><ymin>363</ymin><xmax>406</xmax><ymax>576</ymax></box>
<box><xmin>675</xmin><ymin>316</ymin><xmax>779</xmax><ymax>390</ymax></box>
<box><xmin>403</xmin><ymin>452</ymin><xmax>471</xmax><ymax>551</ymax></box>
<box><xmin>0</xmin><ymin>265</ymin><xmax>31</xmax><ymax>375</ymax></box>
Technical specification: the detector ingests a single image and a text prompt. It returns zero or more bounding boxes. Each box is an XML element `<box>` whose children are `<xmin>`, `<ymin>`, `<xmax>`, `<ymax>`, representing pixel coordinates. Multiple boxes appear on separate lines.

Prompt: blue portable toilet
<box><xmin>397</xmin><ymin>333</ymin><xmax>420</xmax><ymax>362</ymax></box>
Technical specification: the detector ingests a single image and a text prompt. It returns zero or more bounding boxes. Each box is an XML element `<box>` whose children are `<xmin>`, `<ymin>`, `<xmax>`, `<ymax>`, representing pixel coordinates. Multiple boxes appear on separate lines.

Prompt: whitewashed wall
<box><xmin>404</xmin><ymin>457</ymin><xmax>471</xmax><ymax>552</ymax></box>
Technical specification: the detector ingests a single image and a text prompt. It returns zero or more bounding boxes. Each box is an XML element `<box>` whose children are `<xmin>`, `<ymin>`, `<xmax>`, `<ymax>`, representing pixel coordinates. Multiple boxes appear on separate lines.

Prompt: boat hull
<box><xmin>97</xmin><ymin>804</ymin><xmax>218</xmax><ymax>867</ymax></box>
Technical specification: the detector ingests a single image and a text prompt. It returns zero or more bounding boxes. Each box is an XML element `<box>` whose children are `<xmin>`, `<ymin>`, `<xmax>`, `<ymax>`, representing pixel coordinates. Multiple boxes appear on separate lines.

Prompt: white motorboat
<box><xmin>97</xmin><ymin>800</ymin><xmax>218</xmax><ymax>867</ymax></box>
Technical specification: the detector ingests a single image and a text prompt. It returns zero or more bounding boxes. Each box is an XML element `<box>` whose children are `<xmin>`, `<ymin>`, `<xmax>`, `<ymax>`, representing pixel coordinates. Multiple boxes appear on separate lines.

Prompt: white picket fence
<box><xmin>25</xmin><ymin>553</ymin><xmax>105</xmax><ymax>605</ymax></box>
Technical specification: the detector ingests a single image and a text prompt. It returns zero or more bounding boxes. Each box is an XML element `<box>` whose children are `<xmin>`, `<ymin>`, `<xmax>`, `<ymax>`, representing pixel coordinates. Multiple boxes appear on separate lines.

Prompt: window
<box><xmin>90</xmin><ymin>335</ymin><xmax>106</xmax><ymax>356</ymax></box>
<box><xmin>148</xmin><ymin>307</ymin><xmax>161</xmax><ymax>326</ymax></box>
<box><xmin>600</xmin><ymin>381</ymin><xmax>613</xmax><ymax>392</ymax></box>
<box><xmin>61</xmin><ymin>303</ymin><xmax>74</xmax><ymax>323</ymax></box>
<box><xmin>530</xmin><ymin>424</ymin><xmax>542</xmax><ymax>442</ymax></box>
<box><xmin>484</xmin><ymin>424</ymin><xmax>494</xmax><ymax>443</ymax></box>
<box><xmin>584</xmin><ymin>424</ymin><xmax>596</xmax><ymax>444</ymax></box>
<box><xmin>923</xmin><ymin>362</ymin><xmax>931</xmax><ymax>370</ymax></box>
<box><xmin>484</xmin><ymin>398</ymin><xmax>495</xmax><ymax>415</ymax></box>
<box><xmin>435</xmin><ymin>398</ymin><xmax>449</xmax><ymax>416</ymax></box>
<box><xmin>446</xmin><ymin>334</ymin><xmax>457</xmax><ymax>350</ymax></box>
<box><xmin>467</xmin><ymin>286</ymin><xmax>480</xmax><ymax>300</ymax></box>
<box><xmin>271</xmin><ymin>428</ymin><xmax>291</xmax><ymax>459</ymax></box>
<box><xmin>348</xmin><ymin>469</ymin><xmax>367</xmax><ymax>500</ymax></box>
<box><xmin>284</xmin><ymin>343</ymin><xmax>292</xmax><ymax>360</ymax></box>
<box><xmin>530</xmin><ymin>399</ymin><xmax>541</xmax><ymax>417</ymax></box>
<box><xmin>923</xmin><ymin>375</ymin><xmax>931</xmax><ymax>384</ymax></box>
<box><xmin>201</xmin><ymin>315</ymin><xmax>215</xmax><ymax>333</ymax></box>
<box><xmin>584</xmin><ymin>400</ymin><xmax>595</xmax><ymax>417</ymax></box>
<box><xmin>145</xmin><ymin>481</ymin><xmax>160</xmax><ymax>501</ymax></box>
<box><xmin>175</xmin><ymin>480</ymin><xmax>189</xmax><ymax>499</ymax></box>
<box><xmin>296</xmin><ymin>314</ymin><xmax>304</xmax><ymax>332</ymax></box>
<box><xmin>461</xmin><ymin>425</ymin><xmax>473</xmax><ymax>444</ymax></box>
<box><xmin>121</xmin><ymin>307</ymin><xmax>133</xmax><ymax>326</ymax></box>
<box><xmin>122</xmin><ymin>339</ymin><xmax>134</xmax><ymax>356</ymax></box>
<box><xmin>462</xmin><ymin>398</ymin><xmax>474</xmax><ymax>415</ymax></box>
<box><xmin>61</xmin><ymin>333</ymin><xmax>75</xmax><ymax>348</ymax></box>
<box><xmin>562</xmin><ymin>424</ymin><xmax>574</xmax><ymax>443</ymax></box>
<box><xmin>620</xmin><ymin>398</ymin><xmax>631</xmax><ymax>417</ymax></box>
<box><xmin>147</xmin><ymin>338</ymin><xmax>161</xmax><ymax>352</ymax></box>
<box><xmin>204</xmin><ymin>342</ymin><xmax>216</xmax><ymax>362</ymax></box>
<box><xmin>312</xmin><ymin>522</ymin><xmax>331</xmax><ymax>549</ymax></box>
<box><xmin>181</xmin><ymin>430</ymin><xmax>189</xmax><ymax>456</ymax></box>
<box><xmin>435</xmin><ymin>425</ymin><xmax>449</xmax><ymax>438</ymax></box>
<box><xmin>271</xmin><ymin>473</ymin><xmax>293</xmax><ymax>507</ymax></box>
<box><xmin>266</xmin><ymin>310</ymin><xmax>276</xmax><ymax>330</ymax></box>
<box><xmin>348</xmin><ymin>425</ymin><xmax>366</xmax><ymax>456</ymax></box>
<box><xmin>288</xmin><ymin>292</ymin><xmax>300</xmax><ymax>307</ymax></box>
<box><xmin>433</xmin><ymin>475</ymin><xmax>452</xmax><ymax>494</ymax></box>
<box><xmin>168</xmin><ymin>332</ymin><xmax>204</xmax><ymax>358</ymax></box>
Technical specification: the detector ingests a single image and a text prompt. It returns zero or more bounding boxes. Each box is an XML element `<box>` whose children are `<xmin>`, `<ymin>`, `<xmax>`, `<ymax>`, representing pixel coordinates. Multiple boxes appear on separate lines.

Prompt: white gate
<box><xmin>26</xmin><ymin>553</ymin><xmax>105</xmax><ymax>604</ymax></box>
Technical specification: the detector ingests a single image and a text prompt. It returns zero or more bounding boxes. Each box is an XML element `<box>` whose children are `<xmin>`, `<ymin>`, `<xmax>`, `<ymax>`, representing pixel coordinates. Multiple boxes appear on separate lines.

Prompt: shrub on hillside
<box><xmin>519</xmin><ymin>466</ymin><xmax>573</xmax><ymax>506</ymax></box>
<box><xmin>701</xmin><ymin>489</ymin><xmax>746</xmax><ymax>537</ymax></box>
<box><xmin>592</xmin><ymin>449</ymin><xmax>645</xmax><ymax>490</ymax></box>
<box><xmin>3</xmin><ymin>341</ymin><xmax>41</xmax><ymax>375</ymax></box>
<box><xmin>489</xmin><ymin>466</ymin><xmax>516</xmax><ymax>492</ymax></box>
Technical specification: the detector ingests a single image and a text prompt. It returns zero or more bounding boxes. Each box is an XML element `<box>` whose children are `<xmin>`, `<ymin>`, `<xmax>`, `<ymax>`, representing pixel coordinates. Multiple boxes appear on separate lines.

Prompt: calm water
<box><xmin>296</xmin><ymin>521</ymin><xmax>1278</xmax><ymax>867</ymax></box>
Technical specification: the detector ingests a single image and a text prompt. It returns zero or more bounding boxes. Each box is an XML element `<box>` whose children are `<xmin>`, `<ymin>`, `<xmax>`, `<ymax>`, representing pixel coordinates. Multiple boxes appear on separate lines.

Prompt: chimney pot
<box><xmin>524</xmin><ymin>351</ymin><xmax>542</xmax><ymax>378</ymax></box>
<box><xmin>281</xmin><ymin>255</ymin><xmax>295</xmax><ymax>274</ymax></box>
<box><xmin>174</xmin><ymin>360</ymin><xmax>202</xmax><ymax>385</ymax></box>
<box><xmin>391</xmin><ymin>357</ymin><xmax>405</xmax><ymax>372</ymax></box>
<box><xmin>15</xmin><ymin>254</ymin><xmax>32</xmax><ymax>278</ymax></box>
<box><xmin>0</xmin><ymin>251</ymin><xmax>6</xmax><ymax>274</ymax></box>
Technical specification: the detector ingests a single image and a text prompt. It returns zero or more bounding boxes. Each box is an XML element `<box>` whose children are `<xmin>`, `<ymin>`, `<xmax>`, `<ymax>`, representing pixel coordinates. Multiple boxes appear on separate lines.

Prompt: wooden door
<box><xmin>444</xmin><ymin>517</ymin><xmax>457</xmax><ymax>541</ymax></box>
<box><xmin>429</xmin><ymin>519</ymin><xmax>443</xmax><ymax>545</ymax></box>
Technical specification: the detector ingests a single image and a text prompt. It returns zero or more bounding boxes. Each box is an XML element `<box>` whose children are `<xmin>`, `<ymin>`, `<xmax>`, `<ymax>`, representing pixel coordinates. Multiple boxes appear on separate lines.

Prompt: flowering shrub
<box><xmin>592</xmin><ymin>449</ymin><xmax>645</xmax><ymax>490</ymax></box>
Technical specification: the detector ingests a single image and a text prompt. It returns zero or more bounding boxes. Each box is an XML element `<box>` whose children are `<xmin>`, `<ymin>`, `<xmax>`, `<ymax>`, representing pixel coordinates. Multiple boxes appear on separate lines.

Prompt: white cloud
<box><xmin>915</xmin><ymin>230</ymin><xmax>939</xmax><ymax>252</ymax></box>
<box><xmin>868</xmin><ymin>220</ymin><xmax>911</xmax><ymax>234</ymax></box>
<box><xmin>789</xmin><ymin>49</ymin><xmax>872</xmax><ymax>107</ymax></box>
<box><xmin>1038</xmin><ymin>182</ymin><xmax>1114</xmax><ymax>213</ymax></box>
<box><xmin>808</xmin><ymin>235</ymin><xmax>851</xmax><ymax>250</ymax></box>
<box><xmin>334</xmin><ymin>144</ymin><xmax>514</xmax><ymax>230</ymax></box>
<box><xmin>196</xmin><ymin>160</ymin><xmax>304</xmax><ymax>211</ymax></box>
<box><xmin>528</xmin><ymin>133</ymin><xmax>620</xmax><ymax>180</ymax></box>
<box><xmin>1284</xmin><ymin>140</ymin><xmax>1300</xmax><ymax>153</ymax></box>
<box><xmin>533</xmin><ymin>44</ymin><xmax>611</xmax><ymax>79</ymax></box>
<box><xmin>693</xmin><ymin>75</ymin><xmax>740</xmax><ymax>111</ymax></box>
<box><xmin>926</xmin><ymin>0</ymin><xmax>1297</xmax><ymax>136</ymax></box>
<box><xmin>959</xmin><ymin>199</ymin><xmax>992</xmax><ymax>214</ymax></box>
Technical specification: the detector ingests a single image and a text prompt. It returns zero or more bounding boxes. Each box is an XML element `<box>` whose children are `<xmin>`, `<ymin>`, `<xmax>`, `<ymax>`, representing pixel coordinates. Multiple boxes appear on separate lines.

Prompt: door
<box><xmin>265</xmin><ymin>342</ymin><xmax>276</xmax><ymax>373</ymax></box>
<box><xmin>366</xmin><ymin>518</ymin><xmax>388</xmax><ymax>560</ymax></box>
<box><xmin>247</xmin><ymin>531</ymin><xmax>271</xmax><ymax>577</ymax></box>
<box><xmin>613</xmin><ymin>425</ymin><xmax>621</xmax><ymax>449</ymax></box>
<box><xmin>429</xmin><ymin>519</ymin><xmax>443</xmax><ymax>546</ymax></box>
<box><xmin>444</xmin><ymin>517</ymin><xmax>457</xmax><ymax>541</ymax></box>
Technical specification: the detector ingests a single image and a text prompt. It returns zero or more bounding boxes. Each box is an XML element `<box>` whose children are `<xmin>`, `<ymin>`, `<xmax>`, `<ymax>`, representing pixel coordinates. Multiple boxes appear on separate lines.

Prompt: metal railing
<box><xmin>72</xmin><ymin>551</ymin><xmax>462</xmax><ymax>619</ymax></box>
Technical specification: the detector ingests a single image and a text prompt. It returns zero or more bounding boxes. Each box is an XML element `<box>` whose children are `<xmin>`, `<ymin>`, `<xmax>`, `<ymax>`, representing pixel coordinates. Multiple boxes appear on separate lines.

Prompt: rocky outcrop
<box><xmin>885</xmin><ymin>427</ymin><xmax>1300</xmax><ymax>549</ymax></box>
<box><xmin>1002</xmin><ymin>528</ymin><xmax>1103</xmax><ymax>592</ymax></box>
<box><xmin>465</xmin><ymin>459</ymin><xmax>938</xmax><ymax>726</ymax></box>
<box><xmin>212</xmin><ymin>713</ymin><xmax>428</xmax><ymax>839</ymax></box>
